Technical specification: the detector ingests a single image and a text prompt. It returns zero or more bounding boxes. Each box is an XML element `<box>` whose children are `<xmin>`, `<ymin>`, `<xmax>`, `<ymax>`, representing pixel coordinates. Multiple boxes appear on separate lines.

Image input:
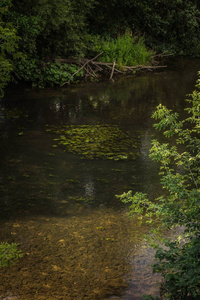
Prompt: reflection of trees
<box><xmin>3</xmin><ymin>60</ymin><xmax>196</xmax><ymax>128</ymax></box>
<box><xmin>84</xmin><ymin>176</ymin><xmax>95</xmax><ymax>197</ymax></box>
<box><xmin>48</xmin><ymin>98</ymin><xmax>84</xmax><ymax>124</ymax></box>
<box><xmin>1</xmin><ymin>58</ymin><xmax>199</xmax><ymax>221</ymax></box>
<box><xmin>81</xmin><ymin>69</ymin><xmax>198</xmax><ymax>128</ymax></box>
<box><xmin>139</xmin><ymin>130</ymin><xmax>161</xmax><ymax>195</ymax></box>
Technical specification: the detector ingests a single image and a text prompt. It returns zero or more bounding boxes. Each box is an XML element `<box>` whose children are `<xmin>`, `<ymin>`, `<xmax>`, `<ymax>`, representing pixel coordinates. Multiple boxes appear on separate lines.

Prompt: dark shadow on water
<box><xmin>0</xmin><ymin>57</ymin><xmax>199</xmax><ymax>299</ymax></box>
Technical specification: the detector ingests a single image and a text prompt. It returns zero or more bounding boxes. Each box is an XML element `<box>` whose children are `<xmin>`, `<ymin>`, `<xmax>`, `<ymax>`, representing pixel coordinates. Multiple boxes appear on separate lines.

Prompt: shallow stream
<box><xmin>0</xmin><ymin>58</ymin><xmax>199</xmax><ymax>299</ymax></box>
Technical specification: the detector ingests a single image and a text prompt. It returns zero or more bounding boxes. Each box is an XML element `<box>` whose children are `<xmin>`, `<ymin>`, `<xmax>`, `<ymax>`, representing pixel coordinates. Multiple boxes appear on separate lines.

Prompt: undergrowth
<box><xmin>95</xmin><ymin>31</ymin><xmax>154</xmax><ymax>68</ymax></box>
<box><xmin>14</xmin><ymin>59</ymin><xmax>83</xmax><ymax>88</ymax></box>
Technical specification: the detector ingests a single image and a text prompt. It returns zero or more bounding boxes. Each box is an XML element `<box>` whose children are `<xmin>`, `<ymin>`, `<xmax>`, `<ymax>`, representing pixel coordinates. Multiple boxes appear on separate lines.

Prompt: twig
<box><xmin>111</xmin><ymin>67</ymin><xmax>125</xmax><ymax>74</ymax></box>
<box><xmin>109</xmin><ymin>58</ymin><xmax>116</xmax><ymax>81</ymax></box>
<box><xmin>120</xmin><ymin>65</ymin><xmax>167</xmax><ymax>70</ymax></box>
<box><xmin>60</xmin><ymin>52</ymin><xmax>104</xmax><ymax>86</ymax></box>
<box><xmin>83</xmin><ymin>66</ymin><xmax>94</xmax><ymax>78</ymax></box>
<box><xmin>87</xmin><ymin>64</ymin><xmax>98</xmax><ymax>77</ymax></box>
<box><xmin>92</xmin><ymin>61</ymin><xmax>113</xmax><ymax>66</ymax></box>
<box><xmin>90</xmin><ymin>61</ymin><xmax>104</xmax><ymax>71</ymax></box>
<box><xmin>153</xmin><ymin>53</ymin><xmax>174</xmax><ymax>58</ymax></box>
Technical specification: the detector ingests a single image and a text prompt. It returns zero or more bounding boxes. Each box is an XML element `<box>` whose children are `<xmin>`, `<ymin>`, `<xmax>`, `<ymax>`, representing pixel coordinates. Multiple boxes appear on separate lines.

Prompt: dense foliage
<box><xmin>0</xmin><ymin>0</ymin><xmax>20</xmax><ymax>97</ymax></box>
<box><xmin>1</xmin><ymin>0</ymin><xmax>200</xmax><ymax>95</ymax></box>
<box><xmin>14</xmin><ymin>60</ymin><xmax>83</xmax><ymax>87</ymax></box>
<box><xmin>90</xmin><ymin>0</ymin><xmax>200</xmax><ymax>56</ymax></box>
<box><xmin>117</xmin><ymin>78</ymin><xmax>200</xmax><ymax>299</ymax></box>
<box><xmin>8</xmin><ymin>0</ymin><xmax>96</xmax><ymax>58</ymax></box>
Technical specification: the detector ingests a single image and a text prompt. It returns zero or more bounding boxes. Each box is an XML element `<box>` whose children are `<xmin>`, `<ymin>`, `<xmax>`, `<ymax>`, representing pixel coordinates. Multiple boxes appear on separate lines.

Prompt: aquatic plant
<box><xmin>46</xmin><ymin>124</ymin><xmax>139</xmax><ymax>160</ymax></box>
<box><xmin>0</xmin><ymin>242</ymin><xmax>23</xmax><ymax>267</ymax></box>
<box><xmin>68</xmin><ymin>196</ymin><xmax>94</xmax><ymax>204</ymax></box>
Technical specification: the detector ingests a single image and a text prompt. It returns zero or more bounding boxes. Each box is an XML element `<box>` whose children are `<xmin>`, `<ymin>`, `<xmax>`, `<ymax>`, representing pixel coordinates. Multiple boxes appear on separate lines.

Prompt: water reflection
<box><xmin>0</xmin><ymin>58</ymin><xmax>199</xmax><ymax>299</ymax></box>
<box><xmin>84</xmin><ymin>176</ymin><xmax>95</xmax><ymax>198</ymax></box>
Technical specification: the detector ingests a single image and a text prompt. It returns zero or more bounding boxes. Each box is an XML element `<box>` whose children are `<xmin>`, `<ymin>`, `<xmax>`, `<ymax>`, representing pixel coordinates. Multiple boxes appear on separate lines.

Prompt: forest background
<box><xmin>1</xmin><ymin>0</ymin><xmax>200</xmax><ymax>96</ymax></box>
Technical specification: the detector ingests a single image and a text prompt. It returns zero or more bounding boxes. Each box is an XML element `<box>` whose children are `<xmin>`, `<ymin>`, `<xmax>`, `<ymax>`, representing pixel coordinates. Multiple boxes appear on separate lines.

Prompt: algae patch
<box><xmin>46</xmin><ymin>124</ymin><xmax>139</xmax><ymax>160</ymax></box>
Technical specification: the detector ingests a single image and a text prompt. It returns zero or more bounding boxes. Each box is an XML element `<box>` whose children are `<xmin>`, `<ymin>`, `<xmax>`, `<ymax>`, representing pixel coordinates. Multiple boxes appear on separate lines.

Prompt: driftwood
<box><xmin>60</xmin><ymin>52</ymin><xmax>104</xmax><ymax>86</ymax></box>
<box><xmin>56</xmin><ymin>53</ymin><xmax>167</xmax><ymax>86</ymax></box>
<box><xmin>109</xmin><ymin>58</ymin><xmax>116</xmax><ymax>81</ymax></box>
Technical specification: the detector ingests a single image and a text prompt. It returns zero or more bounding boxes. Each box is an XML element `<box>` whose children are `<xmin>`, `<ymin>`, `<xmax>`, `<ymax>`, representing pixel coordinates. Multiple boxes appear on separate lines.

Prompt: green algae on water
<box><xmin>46</xmin><ymin>124</ymin><xmax>139</xmax><ymax>160</ymax></box>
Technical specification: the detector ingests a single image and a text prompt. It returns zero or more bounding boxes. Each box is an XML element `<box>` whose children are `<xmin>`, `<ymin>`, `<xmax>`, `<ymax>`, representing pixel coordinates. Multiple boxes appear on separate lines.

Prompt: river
<box><xmin>0</xmin><ymin>57</ymin><xmax>199</xmax><ymax>300</ymax></box>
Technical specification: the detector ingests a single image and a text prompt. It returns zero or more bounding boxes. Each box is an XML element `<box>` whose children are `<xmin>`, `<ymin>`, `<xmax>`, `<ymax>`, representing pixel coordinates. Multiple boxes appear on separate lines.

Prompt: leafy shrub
<box><xmin>153</xmin><ymin>236</ymin><xmax>200</xmax><ymax>299</ymax></box>
<box><xmin>0</xmin><ymin>1</ymin><xmax>20</xmax><ymax>97</ymax></box>
<box><xmin>44</xmin><ymin>62</ymin><xmax>83</xmax><ymax>86</ymax></box>
<box><xmin>117</xmin><ymin>76</ymin><xmax>200</xmax><ymax>299</ymax></box>
<box><xmin>14</xmin><ymin>59</ymin><xmax>83</xmax><ymax>87</ymax></box>
<box><xmin>0</xmin><ymin>58</ymin><xmax>13</xmax><ymax>97</ymax></box>
<box><xmin>95</xmin><ymin>31</ymin><xmax>154</xmax><ymax>67</ymax></box>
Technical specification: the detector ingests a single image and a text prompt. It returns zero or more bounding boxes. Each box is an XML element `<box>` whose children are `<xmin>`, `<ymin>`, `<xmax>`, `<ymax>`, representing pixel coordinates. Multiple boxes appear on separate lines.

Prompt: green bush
<box><xmin>44</xmin><ymin>62</ymin><xmax>83</xmax><ymax>86</ymax></box>
<box><xmin>153</xmin><ymin>236</ymin><xmax>200</xmax><ymax>299</ymax></box>
<box><xmin>117</xmin><ymin>75</ymin><xmax>200</xmax><ymax>299</ymax></box>
<box><xmin>95</xmin><ymin>31</ymin><xmax>154</xmax><ymax>67</ymax></box>
<box><xmin>14</xmin><ymin>59</ymin><xmax>83</xmax><ymax>87</ymax></box>
<box><xmin>0</xmin><ymin>1</ymin><xmax>20</xmax><ymax>97</ymax></box>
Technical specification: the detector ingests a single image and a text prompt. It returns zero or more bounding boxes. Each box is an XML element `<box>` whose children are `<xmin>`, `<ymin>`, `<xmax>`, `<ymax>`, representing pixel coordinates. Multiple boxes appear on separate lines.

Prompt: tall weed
<box><xmin>95</xmin><ymin>31</ymin><xmax>154</xmax><ymax>67</ymax></box>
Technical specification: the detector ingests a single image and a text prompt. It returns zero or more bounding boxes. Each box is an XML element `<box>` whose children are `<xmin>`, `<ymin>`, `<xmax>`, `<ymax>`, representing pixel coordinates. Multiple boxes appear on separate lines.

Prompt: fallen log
<box><xmin>56</xmin><ymin>54</ymin><xmax>167</xmax><ymax>86</ymax></box>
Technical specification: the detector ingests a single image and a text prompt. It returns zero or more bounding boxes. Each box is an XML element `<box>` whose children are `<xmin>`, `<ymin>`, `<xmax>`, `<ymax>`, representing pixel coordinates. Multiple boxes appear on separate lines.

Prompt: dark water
<box><xmin>0</xmin><ymin>58</ymin><xmax>199</xmax><ymax>300</ymax></box>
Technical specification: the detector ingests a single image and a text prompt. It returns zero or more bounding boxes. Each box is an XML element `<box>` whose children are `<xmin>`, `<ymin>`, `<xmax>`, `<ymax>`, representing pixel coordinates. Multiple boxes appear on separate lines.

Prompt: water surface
<box><xmin>0</xmin><ymin>57</ymin><xmax>199</xmax><ymax>299</ymax></box>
